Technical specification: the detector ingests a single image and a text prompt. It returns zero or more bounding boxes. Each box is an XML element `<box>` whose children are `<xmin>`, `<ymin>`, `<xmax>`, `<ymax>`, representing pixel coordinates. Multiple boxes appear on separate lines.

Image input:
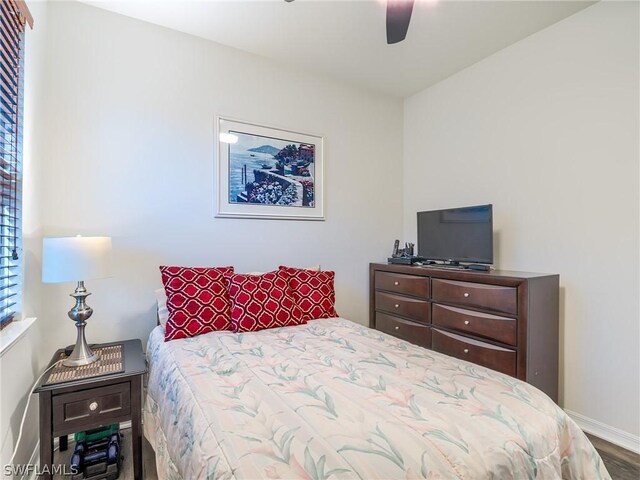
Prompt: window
<box><xmin>0</xmin><ymin>0</ymin><xmax>32</xmax><ymax>329</ymax></box>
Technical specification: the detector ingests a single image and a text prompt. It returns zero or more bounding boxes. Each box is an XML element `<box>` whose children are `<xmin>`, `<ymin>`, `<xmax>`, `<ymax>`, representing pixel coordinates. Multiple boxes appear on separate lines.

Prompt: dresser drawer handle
<box><xmin>89</xmin><ymin>401</ymin><xmax>98</xmax><ymax>412</ymax></box>
<box><xmin>394</xmin><ymin>304</ymin><xmax>400</xmax><ymax>308</ymax></box>
<box><xmin>463</xmin><ymin>292</ymin><xmax>470</xmax><ymax>298</ymax></box>
<box><xmin>463</xmin><ymin>349</ymin><xmax>469</xmax><ymax>354</ymax></box>
<box><xmin>394</xmin><ymin>281</ymin><xmax>399</xmax><ymax>286</ymax></box>
<box><xmin>464</xmin><ymin>320</ymin><xmax>470</xmax><ymax>325</ymax></box>
<box><xmin>395</xmin><ymin>326</ymin><xmax>400</xmax><ymax>330</ymax></box>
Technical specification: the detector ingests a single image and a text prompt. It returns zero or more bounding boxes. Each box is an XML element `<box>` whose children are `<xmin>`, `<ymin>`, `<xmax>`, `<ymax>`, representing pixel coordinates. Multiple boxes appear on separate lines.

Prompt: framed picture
<box><xmin>215</xmin><ymin>117</ymin><xmax>324</xmax><ymax>220</ymax></box>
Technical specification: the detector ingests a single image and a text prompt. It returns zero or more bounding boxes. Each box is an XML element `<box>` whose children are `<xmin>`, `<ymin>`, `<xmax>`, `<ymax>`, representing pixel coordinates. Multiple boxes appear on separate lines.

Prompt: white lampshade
<box><xmin>42</xmin><ymin>236</ymin><xmax>113</xmax><ymax>283</ymax></box>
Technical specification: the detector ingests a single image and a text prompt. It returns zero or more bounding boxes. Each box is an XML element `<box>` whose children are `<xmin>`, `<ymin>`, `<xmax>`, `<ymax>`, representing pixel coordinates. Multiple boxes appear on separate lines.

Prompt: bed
<box><xmin>143</xmin><ymin>317</ymin><xmax>610</xmax><ymax>479</ymax></box>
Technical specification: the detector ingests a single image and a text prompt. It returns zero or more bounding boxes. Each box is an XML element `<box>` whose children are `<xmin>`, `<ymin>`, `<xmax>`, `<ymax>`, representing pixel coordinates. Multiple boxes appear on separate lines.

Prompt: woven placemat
<box><xmin>44</xmin><ymin>344</ymin><xmax>124</xmax><ymax>385</ymax></box>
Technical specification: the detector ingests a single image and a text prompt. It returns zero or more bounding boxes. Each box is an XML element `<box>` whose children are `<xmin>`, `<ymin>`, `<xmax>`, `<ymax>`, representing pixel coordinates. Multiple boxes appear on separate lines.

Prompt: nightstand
<box><xmin>35</xmin><ymin>339</ymin><xmax>147</xmax><ymax>480</ymax></box>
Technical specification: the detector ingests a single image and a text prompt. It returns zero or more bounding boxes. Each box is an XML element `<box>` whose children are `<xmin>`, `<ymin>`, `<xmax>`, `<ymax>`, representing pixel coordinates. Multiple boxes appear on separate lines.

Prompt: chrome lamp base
<box><xmin>63</xmin><ymin>281</ymin><xmax>100</xmax><ymax>367</ymax></box>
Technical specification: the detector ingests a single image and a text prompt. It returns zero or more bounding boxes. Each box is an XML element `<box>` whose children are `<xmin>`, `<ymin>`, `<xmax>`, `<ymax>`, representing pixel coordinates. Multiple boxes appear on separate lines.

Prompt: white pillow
<box><xmin>155</xmin><ymin>288</ymin><xmax>169</xmax><ymax>328</ymax></box>
<box><xmin>245</xmin><ymin>265</ymin><xmax>320</xmax><ymax>275</ymax></box>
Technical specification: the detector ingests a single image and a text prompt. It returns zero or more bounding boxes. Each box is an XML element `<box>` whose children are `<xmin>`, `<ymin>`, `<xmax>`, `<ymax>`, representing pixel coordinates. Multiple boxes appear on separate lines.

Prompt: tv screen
<box><xmin>417</xmin><ymin>204</ymin><xmax>493</xmax><ymax>264</ymax></box>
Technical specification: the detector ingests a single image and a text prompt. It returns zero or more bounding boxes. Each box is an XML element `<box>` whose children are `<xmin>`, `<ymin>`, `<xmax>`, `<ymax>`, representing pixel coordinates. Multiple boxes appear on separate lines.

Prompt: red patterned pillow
<box><xmin>227</xmin><ymin>270</ymin><xmax>304</xmax><ymax>332</ymax></box>
<box><xmin>160</xmin><ymin>266</ymin><xmax>234</xmax><ymax>341</ymax></box>
<box><xmin>279</xmin><ymin>266</ymin><xmax>338</xmax><ymax>321</ymax></box>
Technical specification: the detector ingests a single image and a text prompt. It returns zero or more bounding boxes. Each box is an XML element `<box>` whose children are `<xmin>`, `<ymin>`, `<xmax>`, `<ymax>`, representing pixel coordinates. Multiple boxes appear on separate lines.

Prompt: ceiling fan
<box><xmin>386</xmin><ymin>0</ymin><xmax>415</xmax><ymax>44</ymax></box>
<box><xmin>284</xmin><ymin>0</ymin><xmax>415</xmax><ymax>45</ymax></box>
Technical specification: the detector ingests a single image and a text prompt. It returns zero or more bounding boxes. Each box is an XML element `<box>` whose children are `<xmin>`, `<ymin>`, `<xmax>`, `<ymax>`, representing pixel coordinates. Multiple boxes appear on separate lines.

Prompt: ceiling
<box><xmin>81</xmin><ymin>0</ymin><xmax>596</xmax><ymax>97</ymax></box>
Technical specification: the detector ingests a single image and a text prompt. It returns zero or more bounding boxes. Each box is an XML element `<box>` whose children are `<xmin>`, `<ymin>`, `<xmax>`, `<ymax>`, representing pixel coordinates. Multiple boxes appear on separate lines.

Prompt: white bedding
<box><xmin>144</xmin><ymin>318</ymin><xmax>609</xmax><ymax>479</ymax></box>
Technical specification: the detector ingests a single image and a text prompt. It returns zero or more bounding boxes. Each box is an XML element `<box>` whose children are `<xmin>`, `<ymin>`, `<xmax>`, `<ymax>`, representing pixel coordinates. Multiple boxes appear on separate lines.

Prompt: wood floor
<box><xmin>586</xmin><ymin>433</ymin><xmax>640</xmax><ymax>480</ymax></box>
<box><xmin>54</xmin><ymin>429</ymin><xmax>638</xmax><ymax>480</ymax></box>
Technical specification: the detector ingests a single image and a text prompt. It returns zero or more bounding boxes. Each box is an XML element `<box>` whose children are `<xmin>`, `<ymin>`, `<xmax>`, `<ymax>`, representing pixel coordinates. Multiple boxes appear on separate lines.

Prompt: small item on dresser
<box><xmin>391</xmin><ymin>239</ymin><xmax>401</xmax><ymax>258</ymax></box>
<box><xmin>387</xmin><ymin>256</ymin><xmax>414</xmax><ymax>265</ymax></box>
<box><xmin>389</xmin><ymin>241</ymin><xmax>416</xmax><ymax>263</ymax></box>
<box><xmin>403</xmin><ymin>242</ymin><xmax>415</xmax><ymax>257</ymax></box>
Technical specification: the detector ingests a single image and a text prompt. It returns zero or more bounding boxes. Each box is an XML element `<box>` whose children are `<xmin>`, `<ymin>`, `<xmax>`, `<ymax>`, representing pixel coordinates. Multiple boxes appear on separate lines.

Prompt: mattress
<box><xmin>143</xmin><ymin>318</ymin><xmax>609</xmax><ymax>479</ymax></box>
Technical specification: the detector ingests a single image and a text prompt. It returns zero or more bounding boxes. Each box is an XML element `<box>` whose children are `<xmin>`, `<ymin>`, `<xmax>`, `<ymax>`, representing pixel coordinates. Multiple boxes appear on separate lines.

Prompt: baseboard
<box><xmin>565</xmin><ymin>409</ymin><xmax>640</xmax><ymax>454</ymax></box>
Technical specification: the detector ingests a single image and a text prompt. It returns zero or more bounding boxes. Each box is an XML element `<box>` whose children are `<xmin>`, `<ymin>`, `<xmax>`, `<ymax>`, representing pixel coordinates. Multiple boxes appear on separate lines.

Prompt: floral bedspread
<box><xmin>144</xmin><ymin>318</ymin><xmax>609</xmax><ymax>479</ymax></box>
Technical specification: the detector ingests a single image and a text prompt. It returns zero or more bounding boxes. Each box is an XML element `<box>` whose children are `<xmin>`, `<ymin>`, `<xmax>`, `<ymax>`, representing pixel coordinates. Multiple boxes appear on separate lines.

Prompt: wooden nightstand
<box><xmin>35</xmin><ymin>339</ymin><xmax>147</xmax><ymax>480</ymax></box>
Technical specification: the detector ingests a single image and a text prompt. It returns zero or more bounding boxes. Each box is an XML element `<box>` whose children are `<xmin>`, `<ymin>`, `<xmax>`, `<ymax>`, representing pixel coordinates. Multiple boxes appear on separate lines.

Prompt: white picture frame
<box><xmin>215</xmin><ymin>117</ymin><xmax>324</xmax><ymax>220</ymax></box>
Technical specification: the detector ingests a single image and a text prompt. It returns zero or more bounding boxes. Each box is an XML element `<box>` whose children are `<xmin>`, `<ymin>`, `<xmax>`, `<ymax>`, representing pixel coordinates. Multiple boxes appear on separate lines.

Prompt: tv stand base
<box><xmin>467</xmin><ymin>264</ymin><xmax>491</xmax><ymax>271</ymax></box>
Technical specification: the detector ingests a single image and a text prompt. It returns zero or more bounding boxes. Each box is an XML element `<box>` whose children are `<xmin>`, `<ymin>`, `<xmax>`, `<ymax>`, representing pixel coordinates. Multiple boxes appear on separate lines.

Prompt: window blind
<box><xmin>0</xmin><ymin>0</ymin><xmax>32</xmax><ymax>329</ymax></box>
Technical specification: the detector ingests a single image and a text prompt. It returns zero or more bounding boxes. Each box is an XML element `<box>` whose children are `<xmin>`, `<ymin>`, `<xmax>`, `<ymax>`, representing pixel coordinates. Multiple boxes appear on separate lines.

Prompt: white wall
<box><xmin>403</xmin><ymin>1</ymin><xmax>639</xmax><ymax>440</ymax></box>
<box><xmin>0</xmin><ymin>0</ymin><xmax>51</xmax><ymax>471</ymax></box>
<box><xmin>0</xmin><ymin>327</ymin><xmax>42</xmax><ymax>473</ymax></box>
<box><xmin>36</xmin><ymin>1</ymin><xmax>403</xmax><ymax>347</ymax></box>
<box><xmin>8</xmin><ymin>0</ymin><xmax>638</xmax><ymax>468</ymax></box>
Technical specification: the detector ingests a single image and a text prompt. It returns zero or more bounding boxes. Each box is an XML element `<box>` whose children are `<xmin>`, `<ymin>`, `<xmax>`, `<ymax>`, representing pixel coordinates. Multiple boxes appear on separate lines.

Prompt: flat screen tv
<box><xmin>417</xmin><ymin>204</ymin><xmax>493</xmax><ymax>265</ymax></box>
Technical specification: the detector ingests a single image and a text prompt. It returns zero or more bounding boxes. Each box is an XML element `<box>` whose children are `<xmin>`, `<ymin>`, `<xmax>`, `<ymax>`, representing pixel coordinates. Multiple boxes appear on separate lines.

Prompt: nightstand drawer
<box><xmin>375</xmin><ymin>291</ymin><xmax>429</xmax><ymax>323</ymax></box>
<box><xmin>431</xmin><ymin>279</ymin><xmax>517</xmax><ymax>315</ymax></box>
<box><xmin>431</xmin><ymin>328</ymin><xmax>516</xmax><ymax>376</ymax></box>
<box><xmin>52</xmin><ymin>382</ymin><xmax>131</xmax><ymax>434</ymax></box>
<box><xmin>376</xmin><ymin>312</ymin><xmax>431</xmax><ymax>347</ymax></box>
<box><xmin>375</xmin><ymin>272</ymin><xmax>429</xmax><ymax>298</ymax></box>
<box><xmin>432</xmin><ymin>303</ymin><xmax>516</xmax><ymax>346</ymax></box>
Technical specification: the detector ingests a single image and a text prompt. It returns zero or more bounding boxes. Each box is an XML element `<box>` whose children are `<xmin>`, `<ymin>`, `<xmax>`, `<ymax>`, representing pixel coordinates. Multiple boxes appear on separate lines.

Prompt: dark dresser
<box><xmin>370</xmin><ymin>263</ymin><xmax>559</xmax><ymax>402</ymax></box>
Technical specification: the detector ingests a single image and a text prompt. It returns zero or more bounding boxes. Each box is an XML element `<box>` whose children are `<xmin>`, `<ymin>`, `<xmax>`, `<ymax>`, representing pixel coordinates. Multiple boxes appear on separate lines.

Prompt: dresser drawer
<box><xmin>432</xmin><ymin>303</ymin><xmax>516</xmax><ymax>346</ymax></box>
<box><xmin>376</xmin><ymin>312</ymin><xmax>431</xmax><ymax>347</ymax></box>
<box><xmin>52</xmin><ymin>382</ymin><xmax>131</xmax><ymax>435</ymax></box>
<box><xmin>375</xmin><ymin>291</ymin><xmax>430</xmax><ymax>323</ymax></box>
<box><xmin>431</xmin><ymin>279</ymin><xmax>517</xmax><ymax>315</ymax></box>
<box><xmin>375</xmin><ymin>272</ymin><xmax>429</xmax><ymax>298</ymax></box>
<box><xmin>431</xmin><ymin>329</ymin><xmax>516</xmax><ymax>376</ymax></box>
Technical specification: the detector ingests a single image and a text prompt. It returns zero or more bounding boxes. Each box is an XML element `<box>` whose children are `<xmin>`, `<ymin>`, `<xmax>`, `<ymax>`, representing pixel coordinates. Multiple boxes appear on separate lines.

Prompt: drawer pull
<box><xmin>394</xmin><ymin>281</ymin><xmax>399</xmax><ymax>286</ymax></box>
<box><xmin>463</xmin><ymin>348</ymin><xmax>469</xmax><ymax>354</ymax></box>
<box><xmin>89</xmin><ymin>401</ymin><xmax>98</xmax><ymax>411</ymax></box>
<box><xmin>464</xmin><ymin>320</ymin><xmax>470</xmax><ymax>325</ymax></box>
<box><xmin>463</xmin><ymin>292</ymin><xmax>470</xmax><ymax>298</ymax></box>
<box><xmin>394</xmin><ymin>304</ymin><xmax>399</xmax><ymax>308</ymax></box>
<box><xmin>395</xmin><ymin>326</ymin><xmax>400</xmax><ymax>330</ymax></box>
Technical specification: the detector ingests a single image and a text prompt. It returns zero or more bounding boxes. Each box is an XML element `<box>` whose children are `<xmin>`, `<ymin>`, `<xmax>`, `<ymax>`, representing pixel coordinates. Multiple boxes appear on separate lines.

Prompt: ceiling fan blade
<box><xmin>386</xmin><ymin>0</ymin><xmax>414</xmax><ymax>44</ymax></box>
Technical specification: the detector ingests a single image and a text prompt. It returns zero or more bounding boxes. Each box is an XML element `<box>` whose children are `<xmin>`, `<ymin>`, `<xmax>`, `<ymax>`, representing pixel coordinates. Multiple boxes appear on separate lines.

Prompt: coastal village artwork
<box><xmin>228</xmin><ymin>132</ymin><xmax>315</xmax><ymax>207</ymax></box>
<box><xmin>216</xmin><ymin>118</ymin><xmax>324</xmax><ymax>220</ymax></box>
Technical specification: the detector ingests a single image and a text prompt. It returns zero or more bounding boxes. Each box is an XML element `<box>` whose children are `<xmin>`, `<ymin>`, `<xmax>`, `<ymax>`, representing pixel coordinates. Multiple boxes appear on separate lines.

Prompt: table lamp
<box><xmin>42</xmin><ymin>236</ymin><xmax>112</xmax><ymax>367</ymax></box>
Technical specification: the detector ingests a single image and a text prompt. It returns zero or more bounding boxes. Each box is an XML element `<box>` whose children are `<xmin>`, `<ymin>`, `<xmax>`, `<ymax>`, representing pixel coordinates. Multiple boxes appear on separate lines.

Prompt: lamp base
<box><xmin>63</xmin><ymin>281</ymin><xmax>100</xmax><ymax>368</ymax></box>
<box><xmin>63</xmin><ymin>344</ymin><xmax>100</xmax><ymax>367</ymax></box>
